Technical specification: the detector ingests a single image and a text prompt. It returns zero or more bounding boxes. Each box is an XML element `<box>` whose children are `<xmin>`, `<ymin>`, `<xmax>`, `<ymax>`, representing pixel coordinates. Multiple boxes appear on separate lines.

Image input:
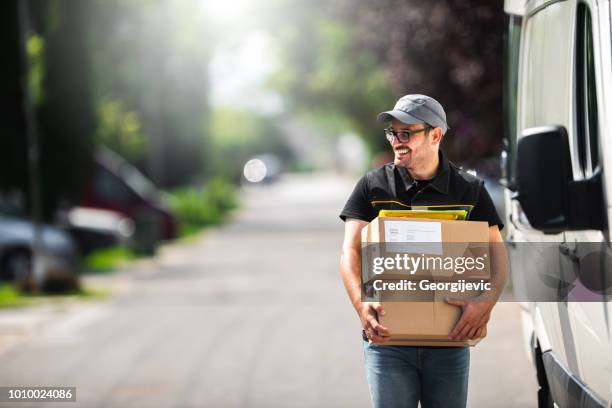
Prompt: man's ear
<box><xmin>430</xmin><ymin>127</ymin><xmax>443</xmax><ymax>144</ymax></box>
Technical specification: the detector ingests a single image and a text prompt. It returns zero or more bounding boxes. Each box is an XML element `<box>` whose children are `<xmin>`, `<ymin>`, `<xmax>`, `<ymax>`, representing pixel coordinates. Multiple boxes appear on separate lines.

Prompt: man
<box><xmin>339</xmin><ymin>94</ymin><xmax>507</xmax><ymax>408</ymax></box>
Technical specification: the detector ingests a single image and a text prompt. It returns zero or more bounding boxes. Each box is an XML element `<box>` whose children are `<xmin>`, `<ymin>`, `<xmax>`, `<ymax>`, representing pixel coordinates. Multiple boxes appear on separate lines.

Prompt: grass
<box><xmin>0</xmin><ymin>284</ymin><xmax>23</xmax><ymax>308</ymax></box>
<box><xmin>82</xmin><ymin>246</ymin><xmax>136</xmax><ymax>273</ymax></box>
<box><xmin>0</xmin><ymin>282</ymin><xmax>111</xmax><ymax>309</ymax></box>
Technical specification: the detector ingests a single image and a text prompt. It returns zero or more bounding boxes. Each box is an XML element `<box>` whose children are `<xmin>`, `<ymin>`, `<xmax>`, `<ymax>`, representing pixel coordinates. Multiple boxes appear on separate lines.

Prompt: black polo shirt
<box><xmin>339</xmin><ymin>150</ymin><xmax>503</xmax><ymax>230</ymax></box>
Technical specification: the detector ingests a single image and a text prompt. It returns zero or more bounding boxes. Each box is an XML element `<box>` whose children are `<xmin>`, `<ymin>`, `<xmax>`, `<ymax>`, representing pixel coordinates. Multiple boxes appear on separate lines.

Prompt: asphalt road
<box><xmin>0</xmin><ymin>173</ymin><xmax>538</xmax><ymax>407</ymax></box>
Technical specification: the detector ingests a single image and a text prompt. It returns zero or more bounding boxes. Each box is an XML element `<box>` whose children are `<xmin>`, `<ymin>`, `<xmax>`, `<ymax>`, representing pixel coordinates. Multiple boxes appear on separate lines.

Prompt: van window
<box><xmin>575</xmin><ymin>3</ymin><xmax>599</xmax><ymax>175</ymax></box>
<box><xmin>503</xmin><ymin>14</ymin><xmax>522</xmax><ymax>183</ymax></box>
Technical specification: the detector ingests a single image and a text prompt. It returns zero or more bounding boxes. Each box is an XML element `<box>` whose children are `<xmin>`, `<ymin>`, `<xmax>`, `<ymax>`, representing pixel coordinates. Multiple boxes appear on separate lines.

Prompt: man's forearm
<box><xmin>339</xmin><ymin>247</ymin><xmax>364</xmax><ymax>313</ymax></box>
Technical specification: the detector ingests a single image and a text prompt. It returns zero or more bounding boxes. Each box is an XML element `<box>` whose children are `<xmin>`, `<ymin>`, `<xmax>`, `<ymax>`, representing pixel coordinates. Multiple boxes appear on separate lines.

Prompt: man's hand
<box><xmin>360</xmin><ymin>302</ymin><xmax>391</xmax><ymax>344</ymax></box>
<box><xmin>445</xmin><ymin>297</ymin><xmax>496</xmax><ymax>340</ymax></box>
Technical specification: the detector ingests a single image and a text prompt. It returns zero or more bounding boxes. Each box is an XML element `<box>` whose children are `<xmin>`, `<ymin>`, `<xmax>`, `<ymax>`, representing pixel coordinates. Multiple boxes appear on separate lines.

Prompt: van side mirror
<box><xmin>515</xmin><ymin>125</ymin><xmax>604</xmax><ymax>233</ymax></box>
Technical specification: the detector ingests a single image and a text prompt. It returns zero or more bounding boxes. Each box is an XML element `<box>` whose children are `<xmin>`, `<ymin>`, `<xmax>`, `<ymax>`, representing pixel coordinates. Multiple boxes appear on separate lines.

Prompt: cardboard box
<box><xmin>378</xmin><ymin>286</ymin><xmax>486</xmax><ymax>346</ymax></box>
<box><xmin>361</xmin><ymin>216</ymin><xmax>491</xmax><ymax>346</ymax></box>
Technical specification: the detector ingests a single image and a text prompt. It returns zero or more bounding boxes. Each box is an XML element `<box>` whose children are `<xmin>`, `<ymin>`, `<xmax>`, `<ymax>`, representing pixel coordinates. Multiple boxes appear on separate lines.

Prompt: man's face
<box><xmin>388</xmin><ymin>119</ymin><xmax>439</xmax><ymax>170</ymax></box>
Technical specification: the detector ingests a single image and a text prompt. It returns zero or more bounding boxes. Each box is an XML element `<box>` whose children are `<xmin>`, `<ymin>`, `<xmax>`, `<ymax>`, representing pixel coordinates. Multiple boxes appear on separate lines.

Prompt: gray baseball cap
<box><xmin>377</xmin><ymin>94</ymin><xmax>450</xmax><ymax>134</ymax></box>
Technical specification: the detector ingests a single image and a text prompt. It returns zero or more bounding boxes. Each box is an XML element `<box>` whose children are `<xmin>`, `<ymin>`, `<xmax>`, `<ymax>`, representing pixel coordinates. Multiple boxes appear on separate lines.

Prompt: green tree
<box><xmin>264</xmin><ymin>0</ymin><xmax>394</xmax><ymax>153</ymax></box>
<box><xmin>0</xmin><ymin>1</ymin><xmax>29</xmax><ymax>198</ymax></box>
<box><xmin>352</xmin><ymin>0</ymin><xmax>505</xmax><ymax>165</ymax></box>
<box><xmin>95</xmin><ymin>98</ymin><xmax>147</xmax><ymax>164</ymax></box>
<box><xmin>89</xmin><ymin>0</ymin><xmax>212</xmax><ymax>188</ymax></box>
<box><xmin>36</xmin><ymin>0</ymin><xmax>95</xmax><ymax>219</ymax></box>
<box><xmin>1</xmin><ymin>0</ymin><xmax>95</xmax><ymax>220</ymax></box>
<box><xmin>263</xmin><ymin>0</ymin><xmax>504</xmax><ymax>167</ymax></box>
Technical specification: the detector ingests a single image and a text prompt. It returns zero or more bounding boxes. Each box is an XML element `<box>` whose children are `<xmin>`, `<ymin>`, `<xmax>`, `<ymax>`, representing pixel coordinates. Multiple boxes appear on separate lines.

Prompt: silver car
<box><xmin>0</xmin><ymin>203</ymin><xmax>77</xmax><ymax>283</ymax></box>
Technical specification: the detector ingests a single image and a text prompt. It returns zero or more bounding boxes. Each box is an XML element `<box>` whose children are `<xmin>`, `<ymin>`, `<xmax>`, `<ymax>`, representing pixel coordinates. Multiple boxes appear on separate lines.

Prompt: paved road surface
<box><xmin>0</xmin><ymin>174</ymin><xmax>537</xmax><ymax>407</ymax></box>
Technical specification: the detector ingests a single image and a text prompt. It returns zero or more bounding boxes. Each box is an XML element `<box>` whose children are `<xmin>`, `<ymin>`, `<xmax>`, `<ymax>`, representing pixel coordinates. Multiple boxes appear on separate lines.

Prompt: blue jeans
<box><xmin>363</xmin><ymin>341</ymin><xmax>470</xmax><ymax>408</ymax></box>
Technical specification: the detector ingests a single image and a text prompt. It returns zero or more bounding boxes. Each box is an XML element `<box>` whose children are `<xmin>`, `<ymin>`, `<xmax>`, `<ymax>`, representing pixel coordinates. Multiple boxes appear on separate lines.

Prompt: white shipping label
<box><xmin>384</xmin><ymin>220</ymin><xmax>443</xmax><ymax>254</ymax></box>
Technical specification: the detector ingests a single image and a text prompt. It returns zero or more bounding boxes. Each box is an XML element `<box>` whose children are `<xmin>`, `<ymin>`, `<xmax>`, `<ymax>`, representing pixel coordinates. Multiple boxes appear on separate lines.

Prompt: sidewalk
<box><xmin>0</xmin><ymin>235</ymin><xmax>206</xmax><ymax>356</ymax></box>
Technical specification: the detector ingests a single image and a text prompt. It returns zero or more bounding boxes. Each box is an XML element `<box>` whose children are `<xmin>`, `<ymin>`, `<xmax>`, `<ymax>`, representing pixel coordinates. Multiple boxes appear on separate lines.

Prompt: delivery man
<box><xmin>339</xmin><ymin>94</ymin><xmax>507</xmax><ymax>408</ymax></box>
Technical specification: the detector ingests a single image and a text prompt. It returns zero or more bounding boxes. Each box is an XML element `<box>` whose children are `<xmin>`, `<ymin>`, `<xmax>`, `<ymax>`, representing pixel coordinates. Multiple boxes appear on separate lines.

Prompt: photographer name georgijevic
<box><xmin>371</xmin><ymin>279</ymin><xmax>492</xmax><ymax>294</ymax></box>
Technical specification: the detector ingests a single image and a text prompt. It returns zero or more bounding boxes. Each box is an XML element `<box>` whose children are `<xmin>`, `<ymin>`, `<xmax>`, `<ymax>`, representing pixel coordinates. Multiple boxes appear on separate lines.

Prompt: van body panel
<box><xmin>533</xmin><ymin>304</ymin><xmax>553</xmax><ymax>352</ymax></box>
<box><xmin>506</xmin><ymin>0</ymin><xmax>527</xmax><ymax>15</ymax></box>
<box><xmin>568</xmin><ymin>301</ymin><xmax>610</xmax><ymax>399</ymax></box>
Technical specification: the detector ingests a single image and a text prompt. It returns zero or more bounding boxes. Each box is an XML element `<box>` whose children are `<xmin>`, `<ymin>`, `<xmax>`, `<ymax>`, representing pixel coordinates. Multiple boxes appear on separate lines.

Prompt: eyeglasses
<box><xmin>384</xmin><ymin>126</ymin><xmax>431</xmax><ymax>143</ymax></box>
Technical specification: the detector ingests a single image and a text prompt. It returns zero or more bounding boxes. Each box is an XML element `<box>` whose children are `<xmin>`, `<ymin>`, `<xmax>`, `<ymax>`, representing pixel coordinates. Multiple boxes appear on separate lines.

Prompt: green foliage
<box><xmin>209</xmin><ymin>108</ymin><xmax>294</xmax><ymax>182</ymax></box>
<box><xmin>82</xmin><ymin>246</ymin><xmax>136</xmax><ymax>273</ymax></box>
<box><xmin>266</xmin><ymin>2</ymin><xmax>395</xmax><ymax>153</ymax></box>
<box><xmin>167</xmin><ymin>178</ymin><xmax>238</xmax><ymax>237</ymax></box>
<box><xmin>353</xmin><ymin>0</ymin><xmax>505</xmax><ymax>162</ymax></box>
<box><xmin>89</xmin><ymin>0</ymin><xmax>211</xmax><ymax>188</ymax></box>
<box><xmin>26</xmin><ymin>34</ymin><xmax>45</xmax><ymax>106</ymax></box>
<box><xmin>95</xmin><ymin>98</ymin><xmax>147</xmax><ymax>163</ymax></box>
<box><xmin>266</xmin><ymin>0</ymin><xmax>504</xmax><ymax>161</ymax></box>
<box><xmin>206</xmin><ymin>179</ymin><xmax>239</xmax><ymax>213</ymax></box>
<box><xmin>0</xmin><ymin>284</ymin><xmax>23</xmax><ymax>308</ymax></box>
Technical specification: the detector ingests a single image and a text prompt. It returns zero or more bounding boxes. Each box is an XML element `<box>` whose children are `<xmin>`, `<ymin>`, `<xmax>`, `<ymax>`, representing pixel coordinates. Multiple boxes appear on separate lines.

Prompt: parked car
<box><xmin>60</xmin><ymin>206</ymin><xmax>135</xmax><ymax>256</ymax></box>
<box><xmin>503</xmin><ymin>0</ymin><xmax>611</xmax><ymax>407</ymax></box>
<box><xmin>80</xmin><ymin>147</ymin><xmax>178</xmax><ymax>241</ymax></box>
<box><xmin>0</xmin><ymin>201</ymin><xmax>78</xmax><ymax>285</ymax></box>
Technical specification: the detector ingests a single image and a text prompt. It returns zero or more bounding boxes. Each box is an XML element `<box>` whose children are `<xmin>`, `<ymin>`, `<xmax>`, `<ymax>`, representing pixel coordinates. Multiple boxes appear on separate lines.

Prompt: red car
<box><xmin>80</xmin><ymin>148</ymin><xmax>177</xmax><ymax>241</ymax></box>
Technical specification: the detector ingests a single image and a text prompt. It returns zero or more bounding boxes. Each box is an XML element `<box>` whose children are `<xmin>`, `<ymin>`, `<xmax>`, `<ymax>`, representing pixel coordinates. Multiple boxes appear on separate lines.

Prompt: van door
<box><xmin>558</xmin><ymin>0</ymin><xmax>611</xmax><ymax>403</ymax></box>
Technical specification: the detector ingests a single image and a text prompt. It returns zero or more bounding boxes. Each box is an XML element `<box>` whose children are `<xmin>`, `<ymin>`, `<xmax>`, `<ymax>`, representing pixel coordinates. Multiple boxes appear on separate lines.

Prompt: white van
<box><xmin>503</xmin><ymin>0</ymin><xmax>612</xmax><ymax>407</ymax></box>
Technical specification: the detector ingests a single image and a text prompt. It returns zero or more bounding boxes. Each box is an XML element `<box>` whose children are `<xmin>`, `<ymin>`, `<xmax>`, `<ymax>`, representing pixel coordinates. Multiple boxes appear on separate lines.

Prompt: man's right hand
<box><xmin>360</xmin><ymin>302</ymin><xmax>390</xmax><ymax>344</ymax></box>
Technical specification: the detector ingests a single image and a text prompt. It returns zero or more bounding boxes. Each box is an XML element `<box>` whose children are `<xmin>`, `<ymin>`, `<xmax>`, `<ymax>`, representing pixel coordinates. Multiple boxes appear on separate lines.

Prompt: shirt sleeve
<box><xmin>339</xmin><ymin>175</ymin><xmax>377</xmax><ymax>222</ymax></box>
<box><xmin>468</xmin><ymin>182</ymin><xmax>504</xmax><ymax>231</ymax></box>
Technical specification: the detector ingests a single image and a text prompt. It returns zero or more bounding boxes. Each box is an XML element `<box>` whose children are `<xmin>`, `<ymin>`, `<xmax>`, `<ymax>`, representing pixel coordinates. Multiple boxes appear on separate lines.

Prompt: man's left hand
<box><xmin>445</xmin><ymin>297</ymin><xmax>496</xmax><ymax>340</ymax></box>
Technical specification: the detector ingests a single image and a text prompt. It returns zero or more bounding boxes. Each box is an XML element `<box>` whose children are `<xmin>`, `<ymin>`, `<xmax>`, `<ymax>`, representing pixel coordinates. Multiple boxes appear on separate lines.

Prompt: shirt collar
<box><xmin>396</xmin><ymin>149</ymin><xmax>450</xmax><ymax>195</ymax></box>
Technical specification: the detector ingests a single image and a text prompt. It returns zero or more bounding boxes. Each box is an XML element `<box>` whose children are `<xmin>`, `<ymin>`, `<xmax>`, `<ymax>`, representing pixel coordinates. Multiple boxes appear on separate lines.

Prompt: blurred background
<box><xmin>0</xmin><ymin>1</ymin><xmax>534</xmax><ymax>407</ymax></box>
